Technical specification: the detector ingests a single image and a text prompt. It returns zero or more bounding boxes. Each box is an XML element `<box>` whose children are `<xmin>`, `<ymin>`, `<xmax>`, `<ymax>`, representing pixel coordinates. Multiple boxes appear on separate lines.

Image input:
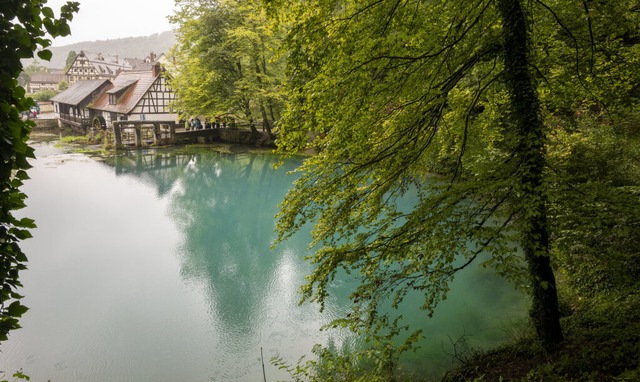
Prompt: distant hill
<box><xmin>23</xmin><ymin>31</ymin><xmax>176</xmax><ymax>69</ymax></box>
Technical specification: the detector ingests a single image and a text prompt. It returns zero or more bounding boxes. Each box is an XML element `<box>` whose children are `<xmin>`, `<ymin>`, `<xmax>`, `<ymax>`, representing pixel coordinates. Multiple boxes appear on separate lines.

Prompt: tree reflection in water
<box><xmin>109</xmin><ymin>148</ymin><xmax>353</xmax><ymax>380</ymax></box>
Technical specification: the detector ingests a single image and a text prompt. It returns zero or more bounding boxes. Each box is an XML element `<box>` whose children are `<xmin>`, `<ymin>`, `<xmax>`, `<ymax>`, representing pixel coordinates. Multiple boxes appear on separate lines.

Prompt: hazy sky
<box><xmin>47</xmin><ymin>0</ymin><xmax>176</xmax><ymax>46</ymax></box>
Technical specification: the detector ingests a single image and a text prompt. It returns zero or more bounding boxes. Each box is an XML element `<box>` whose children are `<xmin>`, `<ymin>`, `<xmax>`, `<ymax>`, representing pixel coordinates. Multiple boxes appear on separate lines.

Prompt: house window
<box><xmin>109</xmin><ymin>94</ymin><xmax>117</xmax><ymax>105</ymax></box>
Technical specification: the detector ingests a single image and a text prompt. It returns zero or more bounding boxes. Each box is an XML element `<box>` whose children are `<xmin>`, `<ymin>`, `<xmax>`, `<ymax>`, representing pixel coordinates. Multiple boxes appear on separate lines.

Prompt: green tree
<box><xmin>537</xmin><ymin>1</ymin><xmax>640</xmax><ymax>298</ymax></box>
<box><xmin>548</xmin><ymin>115</ymin><xmax>640</xmax><ymax>297</ymax></box>
<box><xmin>268</xmin><ymin>0</ymin><xmax>640</xmax><ymax>355</ymax></box>
<box><xmin>31</xmin><ymin>89</ymin><xmax>57</xmax><ymax>101</ymax></box>
<box><xmin>0</xmin><ymin>0</ymin><xmax>79</xmax><ymax>342</ymax></box>
<box><xmin>18</xmin><ymin>60</ymin><xmax>46</xmax><ymax>87</ymax></box>
<box><xmin>496</xmin><ymin>0</ymin><xmax>562</xmax><ymax>345</ymax></box>
<box><xmin>58</xmin><ymin>79</ymin><xmax>69</xmax><ymax>90</ymax></box>
<box><xmin>23</xmin><ymin>60</ymin><xmax>47</xmax><ymax>76</ymax></box>
<box><xmin>168</xmin><ymin>0</ymin><xmax>285</xmax><ymax>135</ymax></box>
<box><xmin>64</xmin><ymin>49</ymin><xmax>76</xmax><ymax>71</ymax></box>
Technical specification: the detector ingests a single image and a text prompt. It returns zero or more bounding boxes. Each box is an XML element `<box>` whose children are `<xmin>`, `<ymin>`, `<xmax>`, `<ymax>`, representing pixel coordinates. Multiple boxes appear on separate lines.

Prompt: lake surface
<box><xmin>0</xmin><ymin>141</ymin><xmax>526</xmax><ymax>381</ymax></box>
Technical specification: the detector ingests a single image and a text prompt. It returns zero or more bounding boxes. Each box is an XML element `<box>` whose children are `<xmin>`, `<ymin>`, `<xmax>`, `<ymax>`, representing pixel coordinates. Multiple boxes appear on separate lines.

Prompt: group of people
<box><xmin>185</xmin><ymin>116</ymin><xmax>227</xmax><ymax>130</ymax></box>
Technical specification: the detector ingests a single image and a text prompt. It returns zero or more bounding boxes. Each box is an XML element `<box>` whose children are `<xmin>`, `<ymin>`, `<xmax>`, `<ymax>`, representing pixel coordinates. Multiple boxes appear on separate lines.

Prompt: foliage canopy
<box><xmin>267</xmin><ymin>0</ymin><xmax>640</xmax><ymax>358</ymax></box>
<box><xmin>168</xmin><ymin>0</ymin><xmax>285</xmax><ymax>135</ymax></box>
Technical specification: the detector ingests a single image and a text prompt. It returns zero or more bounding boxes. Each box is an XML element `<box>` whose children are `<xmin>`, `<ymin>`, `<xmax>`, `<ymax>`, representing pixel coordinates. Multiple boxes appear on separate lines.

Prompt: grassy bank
<box><xmin>442</xmin><ymin>292</ymin><xmax>640</xmax><ymax>381</ymax></box>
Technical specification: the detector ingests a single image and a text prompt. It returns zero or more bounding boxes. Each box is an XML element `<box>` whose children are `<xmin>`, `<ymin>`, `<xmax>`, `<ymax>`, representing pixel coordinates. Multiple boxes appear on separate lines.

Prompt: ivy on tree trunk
<box><xmin>497</xmin><ymin>0</ymin><xmax>563</xmax><ymax>348</ymax></box>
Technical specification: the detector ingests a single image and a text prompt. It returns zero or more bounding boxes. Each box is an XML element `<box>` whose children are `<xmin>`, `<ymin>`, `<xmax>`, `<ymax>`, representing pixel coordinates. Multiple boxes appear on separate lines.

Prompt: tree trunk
<box><xmin>259</xmin><ymin>102</ymin><xmax>272</xmax><ymax>135</ymax></box>
<box><xmin>244</xmin><ymin>99</ymin><xmax>259</xmax><ymax>135</ymax></box>
<box><xmin>497</xmin><ymin>0</ymin><xmax>564</xmax><ymax>349</ymax></box>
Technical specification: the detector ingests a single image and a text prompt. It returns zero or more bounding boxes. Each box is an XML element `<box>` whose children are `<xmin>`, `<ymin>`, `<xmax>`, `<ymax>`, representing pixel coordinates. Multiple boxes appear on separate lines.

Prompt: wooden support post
<box><xmin>113</xmin><ymin>123</ymin><xmax>123</xmax><ymax>148</ymax></box>
<box><xmin>169</xmin><ymin>123</ymin><xmax>176</xmax><ymax>144</ymax></box>
<box><xmin>134</xmin><ymin>126</ymin><xmax>142</xmax><ymax>147</ymax></box>
<box><xmin>153</xmin><ymin>124</ymin><xmax>161</xmax><ymax>145</ymax></box>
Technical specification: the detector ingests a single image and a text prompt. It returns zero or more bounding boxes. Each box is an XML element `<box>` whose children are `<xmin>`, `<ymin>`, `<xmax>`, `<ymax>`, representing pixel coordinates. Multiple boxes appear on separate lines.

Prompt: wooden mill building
<box><xmin>51</xmin><ymin>63</ymin><xmax>177</xmax><ymax>131</ymax></box>
<box><xmin>49</xmin><ymin>79</ymin><xmax>111</xmax><ymax>128</ymax></box>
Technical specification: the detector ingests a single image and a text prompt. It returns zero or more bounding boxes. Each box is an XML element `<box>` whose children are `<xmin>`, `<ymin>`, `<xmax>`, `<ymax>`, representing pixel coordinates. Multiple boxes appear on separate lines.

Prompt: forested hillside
<box><xmin>23</xmin><ymin>30</ymin><xmax>175</xmax><ymax>69</ymax></box>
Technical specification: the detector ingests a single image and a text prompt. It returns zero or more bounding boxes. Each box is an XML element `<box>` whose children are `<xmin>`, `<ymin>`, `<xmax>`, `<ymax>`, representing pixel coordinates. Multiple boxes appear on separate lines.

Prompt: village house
<box><xmin>26</xmin><ymin>71</ymin><xmax>66</xmax><ymax>93</ymax></box>
<box><xmin>89</xmin><ymin>63</ymin><xmax>177</xmax><ymax>127</ymax></box>
<box><xmin>144</xmin><ymin>51</ymin><xmax>166</xmax><ymax>64</ymax></box>
<box><xmin>65</xmin><ymin>50</ymin><xmax>134</xmax><ymax>84</ymax></box>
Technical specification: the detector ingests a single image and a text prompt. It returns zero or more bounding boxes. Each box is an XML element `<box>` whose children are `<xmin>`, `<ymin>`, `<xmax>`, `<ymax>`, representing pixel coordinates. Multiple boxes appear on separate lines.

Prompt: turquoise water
<box><xmin>0</xmin><ymin>142</ymin><xmax>526</xmax><ymax>381</ymax></box>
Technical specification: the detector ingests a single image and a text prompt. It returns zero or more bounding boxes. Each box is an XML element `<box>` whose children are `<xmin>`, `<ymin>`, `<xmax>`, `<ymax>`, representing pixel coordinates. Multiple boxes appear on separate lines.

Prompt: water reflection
<box><xmin>107</xmin><ymin>148</ymin><xmax>350</xmax><ymax>380</ymax></box>
<box><xmin>107</xmin><ymin>148</ymin><xmax>527</xmax><ymax>380</ymax></box>
<box><xmin>0</xmin><ymin>144</ymin><xmax>526</xmax><ymax>382</ymax></box>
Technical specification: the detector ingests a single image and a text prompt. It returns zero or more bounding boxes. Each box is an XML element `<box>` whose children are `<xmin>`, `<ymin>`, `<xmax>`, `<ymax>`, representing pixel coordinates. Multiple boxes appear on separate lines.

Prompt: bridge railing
<box><xmin>58</xmin><ymin>113</ymin><xmax>90</xmax><ymax>127</ymax></box>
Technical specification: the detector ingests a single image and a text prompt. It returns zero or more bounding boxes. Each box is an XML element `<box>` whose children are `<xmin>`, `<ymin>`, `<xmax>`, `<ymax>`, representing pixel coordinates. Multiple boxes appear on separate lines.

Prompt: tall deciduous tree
<box><xmin>64</xmin><ymin>50</ymin><xmax>77</xmax><ymax>71</ymax></box>
<box><xmin>168</xmin><ymin>0</ymin><xmax>285</xmax><ymax>135</ymax></box>
<box><xmin>267</xmin><ymin>0</ymin><xmax>634</xmax><ymax>350</ymax></box>
<box><xmin>497</xmin><ymin>0</ymin><xmax>562</xmax><ymax>346</ymax></box>
<box><xmin>0</xmin><ymin>0</ymin><xmax>78</xmax><ymax>342</ymax></box>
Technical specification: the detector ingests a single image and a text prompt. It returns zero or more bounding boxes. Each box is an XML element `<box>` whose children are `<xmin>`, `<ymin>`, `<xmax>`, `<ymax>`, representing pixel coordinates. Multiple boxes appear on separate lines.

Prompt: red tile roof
<box><xmin>89</xmin><ymin>70</ymin><xmax>158</xmax><ymax>114</ymax></box>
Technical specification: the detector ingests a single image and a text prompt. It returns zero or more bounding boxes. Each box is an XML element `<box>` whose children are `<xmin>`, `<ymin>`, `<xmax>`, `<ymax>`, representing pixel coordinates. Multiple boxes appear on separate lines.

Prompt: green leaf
<box><xmin>10</xmin><ymin>228</ymin><xmax>33</xmax><ymax>240</ymax></box>
<box><xmin>13</xmin><ymin>369</ymin><xmax>31</xmax><ymax>380</ymax></box>
<box><xmin>18</xmin><ymin>217</ymin><xmax>36</xmax><ymax>229</ymax></box>
<box><xmin>42</xmin><ymin>6</ymin><xmax>55</xmax><ymax>19</ymax></box>
<box><xmin>37</xmin><ymin>49</ymin><xmax>52</xmax><ymax>61</ymax></box>
<box><xmin>58</xmin><ymin>23</ymin><xmax>71</xmax><ymax>37</ymax></box>
<box><xmin>7</xmin><ymin>301</ymin><xmax>29</xmax><ymax>318</ymax></box>
<box><xmin>14</xmin><ymin>169</ymin><xmax>30</xmax><ymax>181</ymax></box>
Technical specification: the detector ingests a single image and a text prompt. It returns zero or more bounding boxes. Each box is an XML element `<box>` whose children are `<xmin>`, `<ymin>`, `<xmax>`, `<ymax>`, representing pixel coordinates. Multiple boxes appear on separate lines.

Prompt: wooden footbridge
<box><xmin>109</xmin><ymin>120</ymin><xmax>274</xmax><ymax>148</ymax></box>
<box><xmin>111</xmin><ymin>121</ymin><xmax>221</xmax><ymax>148</ymax></box>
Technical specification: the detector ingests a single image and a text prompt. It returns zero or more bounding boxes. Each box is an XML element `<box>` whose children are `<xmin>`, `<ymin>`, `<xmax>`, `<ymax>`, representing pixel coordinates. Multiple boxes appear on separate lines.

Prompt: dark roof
<box><xmin>50</xmin><ymin>79</ymin><xmax>111</xmax><ymax>106</ymax></box>
<box><xmin>107</xmin><ymin>80</ymin><xmax>138</xmax><ymax>95</ymax></box>
<box><xmin>131</xmin><ymin>62</ymin><xmax>156</xmax><ymax>71</ymax></box>
<box><xmin>89</xmin><ymin>70</ymin><xmax>158</xmax><ymax>114</ymax></box>
<box><xmin>126</xmin><ymin>58</ymin><xmax>147</xmax><ymax>70</ymax></box>
<box><xmin>30</xmin><ymin>72</ymin><xmax>65</xmax><ymax>84</ymax></box>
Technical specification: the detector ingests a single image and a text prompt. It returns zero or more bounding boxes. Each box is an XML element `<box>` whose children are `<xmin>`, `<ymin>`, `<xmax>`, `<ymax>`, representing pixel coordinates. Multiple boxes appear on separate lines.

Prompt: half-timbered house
<box><xmin>88</xmin><ymin>64</ymin><xmax>177</xmax><ymax>127</ymax></box>
<box><xmin>27</xmin><ymin>71</ymin><xmax>66</xmax><ymax>93</ymax></box>
<box><xmin>50</xmin><ymin>79</ymin><xmax>111</xmax><ymax>129</ymax></box>
<box><xmin>66</xmin><ymin>50</ymin><xmax>133</xmax><ymax>84</ymax></box>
